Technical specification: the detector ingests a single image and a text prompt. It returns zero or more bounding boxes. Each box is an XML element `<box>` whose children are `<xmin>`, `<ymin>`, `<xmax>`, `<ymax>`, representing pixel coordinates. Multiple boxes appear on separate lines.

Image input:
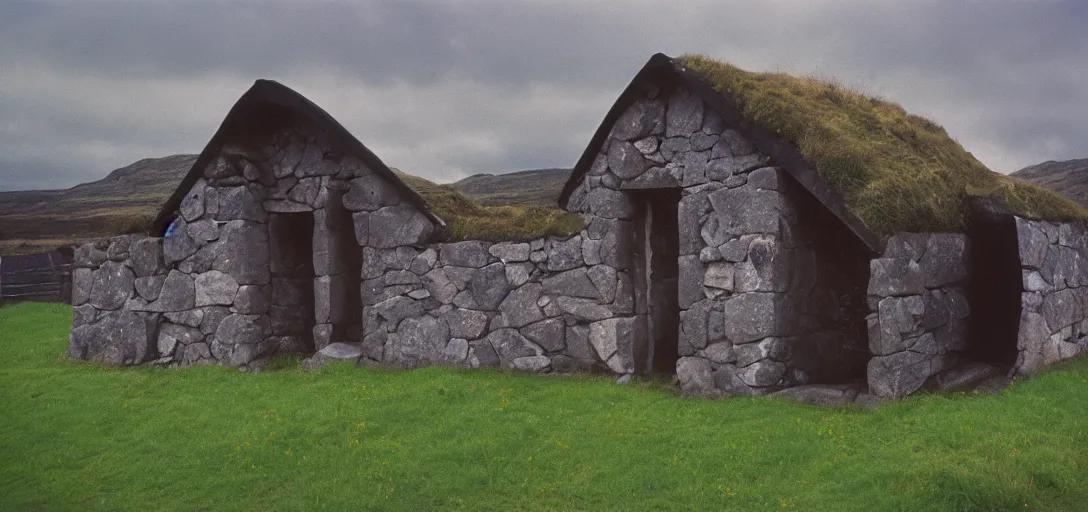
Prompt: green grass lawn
<box><xmin>2</xmin><ymin>302</ymin><xmax>1087</xmax><ymax>511</ymax></box>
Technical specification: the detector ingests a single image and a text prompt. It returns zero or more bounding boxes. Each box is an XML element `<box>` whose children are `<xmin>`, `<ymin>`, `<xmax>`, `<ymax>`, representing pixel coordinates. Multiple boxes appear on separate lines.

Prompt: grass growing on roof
<box><xmin>3</xmin><ymin>302</ymin><xmax>1088</xmax><ymax>511</ymax></box>
<box><xmin>396</xmin><ymin>170</ymin><xmax>583</xmax><ymax>242</ymax></box>
<box><xmin>678</xmin><ymin>54</ymin><xmax>1088</xmax><ymax>235</ymax></box>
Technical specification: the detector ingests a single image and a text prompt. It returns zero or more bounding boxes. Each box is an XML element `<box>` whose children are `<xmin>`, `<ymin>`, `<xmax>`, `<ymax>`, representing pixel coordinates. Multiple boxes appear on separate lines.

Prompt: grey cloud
<box><xmin>1</xmin><ymin>0</ymin><xmax>1086</xmax><ymax>190</ymax></box>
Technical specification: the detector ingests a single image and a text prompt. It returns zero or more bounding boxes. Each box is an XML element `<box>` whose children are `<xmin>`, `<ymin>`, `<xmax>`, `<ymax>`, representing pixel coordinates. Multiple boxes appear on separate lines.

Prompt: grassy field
<box><xmin>1</xmin><ymin>302</ymin><xmax>1087</xmax><ymax>511</ymax></box>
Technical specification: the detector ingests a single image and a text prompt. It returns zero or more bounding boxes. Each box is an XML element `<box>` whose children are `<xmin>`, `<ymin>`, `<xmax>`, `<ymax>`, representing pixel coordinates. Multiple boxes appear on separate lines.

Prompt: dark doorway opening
<box><xmin>327</xmin><ymin>193</ymin><xmax>363</xmax><ymax>344</ymax></box>
<box><xmin>629</xmin><ymin>189</ymin><xmax>682</xmax><ymax>376</ymax></box>
<box><xmin>269</xmin><ymin>212</ymin><xmax>316</xmax><ymax>353</ymax></box>
<box><xmin>965</xmin><ymin>199</ymin><xmax>1021</xmax><ymax>367</ymax></box>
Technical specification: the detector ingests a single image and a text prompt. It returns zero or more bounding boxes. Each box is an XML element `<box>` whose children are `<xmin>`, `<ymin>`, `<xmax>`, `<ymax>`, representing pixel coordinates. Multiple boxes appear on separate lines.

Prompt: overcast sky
<box><xmin>1</xmin><ymin>0</ymin><xmax>1085</xmax><ymax>191</ymax></box>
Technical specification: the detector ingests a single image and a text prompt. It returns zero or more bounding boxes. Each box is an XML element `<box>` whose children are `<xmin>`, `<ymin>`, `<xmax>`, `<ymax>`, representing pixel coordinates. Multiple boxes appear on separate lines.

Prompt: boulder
<box><xmin>513</xmin><ymin>355</ymin><xmax>552</xmax><ymax>373</ymax></box>
<box><xmin>440</xmin><ymin>241</ymin><xmax>491</xmax><ymax>268</ymax></box>
<box><xmin>134</xmin><ymin>275</ymin><xmax>167</xmax><ymax>301</ymax></box>
<box><xmin>443</xmin><ymin>308</ymin><xmax>489</xmax><ymax>339</ymax></box>
<box><xmin>499</xmin><ymin>284</ymin><xmax>546</xmax><ymax>328</ymax></box>
<box><xmin>212</xmin><ymin>220</ymin><xmax>270</xmax><ymax>285</ymax></box>
<box><xmin>88</xmin><ymin>261</ymin><xmax>135</xmax><ymax>311</ymax></box>
<box><xmin>194</xmin><ymin>270</ymin><xmax>240</xmax><ymax>307</ymax></box>
<box><xmin>368</xmin><ymin>205</ymin><xmax>434</xmax><ymax>248</ymax></box>
<box><xmin>489</xmin><ymin>242</ymin><xmax>530</xmax><ymax>262</ymax></box>
<box><xmin>722</xmin><ymin>293</ymin><xmax>778</xmax><ymax>344</ymax></box>
<box><xmin>303</xmin><ymin>342</ymin><xmax>364</xmax><ymax>369</ymax></box>
<box><xmin>521</xmin><ymin>318</ymin><xmax>566</xmax><ymax>352</ymax></box>
<box><xmin>216</xmin><ymin>185</ymin><xmax>267</xmax><ymax>223</ymax></box>
<box><xmin>867</xmin><ymin>258</ymin><xmax>924</xmax><ymax>297</ymax></box>
<box><xmin>130</xmin><ymin>238</ymin><xmax>166</xmax><ymax>277</ymax></box>
<box><xmin>215</xmin><ymin>314</ymin><xmax>270</xmax><ymax>346</ymax></box>
<box><xmin>486</xmin><ymin>328</ymin><xmax>544</xmax><ymax>368</ymax></box>
<box><xmin>610</xmin><ymin>98</ymin><xmax>664</xmax><ymax>141</ymax></box>
<box><xmin>469</xmin><ymin>263</ymin><xmax>509</xmax><ymax>310</ymax></box>
<box><xmin>546</xmin><ymin>236</ymin><xmax>583</xmax><ymax>272</ymax></box>
<box><xmin>422</xmin><ymin>268</ymin><xmax>458</xmax><ymax>304</ymax></box>
<box><xmin>666</xmin><ymin>91</ymin><xmax>704</xmax><ymax>138</ymax></box>
<box><xmin>919</xmin><ymin>234</ymin><xmax>968</xmax><ymax>287</ymax></box>
<box><xmin>607</xmin><ymin>141</ymin><xmax>650</xmax><ymax>180</ymax></box>
<box><xmin>542</xmin><ymin>268</ymin><xmax>599</xmax><ymax>299</ymax></box>
<box><xmin>676</xmin><ymin>357</ymin><xmax>716</xmax><ymax>395</ymax></box>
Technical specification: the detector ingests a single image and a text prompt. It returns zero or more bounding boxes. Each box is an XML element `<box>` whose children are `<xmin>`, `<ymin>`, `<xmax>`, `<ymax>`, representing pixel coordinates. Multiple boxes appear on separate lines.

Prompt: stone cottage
<box><xmin>69</xmin><ymin>54</ymin><xmax>1088</xmax><ymax>400</ymax></box>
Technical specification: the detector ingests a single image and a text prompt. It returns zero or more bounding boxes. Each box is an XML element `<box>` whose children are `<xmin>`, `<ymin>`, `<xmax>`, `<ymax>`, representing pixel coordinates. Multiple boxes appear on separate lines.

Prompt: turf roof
<box><xmin>675</xmin><ymin>54</ymin><xmax>1088</xmax><ymax>236</ymax></box>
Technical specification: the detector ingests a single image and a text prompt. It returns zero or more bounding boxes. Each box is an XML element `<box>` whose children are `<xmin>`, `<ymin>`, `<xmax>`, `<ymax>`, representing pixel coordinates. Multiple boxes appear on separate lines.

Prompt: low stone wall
<box><xmin>69</xmin><ymin>235</ymin><xmax>168</xmax><ymax>365</ymax></box>
<box><xmin>1015</xmin><ymin>217</ymin><xmax>1088</xmax><ymax>374</ymax></box>
<box><xmin>866</xmin><ymin>233</ymin><xmax>970</xmax><ymax>397</ymax></box>
<box><xmin>358</xmin><ymin>234</ymin><xmax>633</xmax><ymax>375</ymax></box>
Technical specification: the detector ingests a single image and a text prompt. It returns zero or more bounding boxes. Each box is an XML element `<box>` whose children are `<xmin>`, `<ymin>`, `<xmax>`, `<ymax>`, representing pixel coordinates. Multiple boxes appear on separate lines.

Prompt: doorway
<box><xmin>629</xmin><ymin>189</ymin><xmax>682</xmax><ymax>376</ymax></box>
<box><xmin>269</xmin><ymin>212</ymin><xmax>316</xmax><ymax>353</ymax></box>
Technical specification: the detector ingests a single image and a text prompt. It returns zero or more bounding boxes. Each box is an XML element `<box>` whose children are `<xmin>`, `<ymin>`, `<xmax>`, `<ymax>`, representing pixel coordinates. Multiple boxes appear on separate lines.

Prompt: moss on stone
<box><xmin>395</xmin><ymin>171</ymin><xmax>583</xmax><ymax>242</ymax></box>
<box><xmin>677</xmin><ymin>54</ymin><xmax>1088</xmax><ymax>235</ymax></box>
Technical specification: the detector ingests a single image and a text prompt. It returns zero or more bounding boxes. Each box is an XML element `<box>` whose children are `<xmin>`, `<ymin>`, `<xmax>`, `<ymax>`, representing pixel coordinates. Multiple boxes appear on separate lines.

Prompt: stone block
<box><xmin>469</xmin><ymin>263</ymin><xmax>509</xmax><ymax>310</ymax></box>
<box><xmin>368</xmin><ymin>205</ymin><xmax>434</xmax><ymax>248</ymax></box>
<box><xmin>610</xmin><ymin>98</ymin><xmax>665</xmax><ymax>141</ymax></box>
<box><xmin>722</xmin><ymin>293</ymin><xmax>778</xmax><ymax>344</ymax></box>
<box><xmin>521</xmin><ymin>318</ymin><xmax>566</xmax><ymax>353</ymax></box>
<box><xmin>131</xmin><ymin>238</ymin><xmax>166</xmax><ymax>277</ymax></box>
<box><xmin>546</xmin><ymin>236</ymin><xmax>583</xmax><ymax>272</ymax></box>
<box><xmin>608</xmin><ymin>140</ymin><xmax>650</xmax><ymax>180</ymax></box>
<box><xmin>440</xmin><ymin>241</ymin><xmax>491</xmax><ymax>268</ymax></box>
<box><xmin>499</xmin><ymin>283</ymin><xmax>546</xmax><ymax>328</ymax></box>
<box><xmin>707</xmin><ymin>186</ymin><xmax>781</xmax><ymax>236</ymax></box>
<box><xmin>88</xmin><ymin>261</ymin><xmax>135</xmax><ymax>311</ymax></box>
<box><xmin>919</xmin><ymin>234</ymin><xmax>968</xmax><ymax>287</ymax></box>
<box><xmin>486</xmin><ymin>328</ymin><xmax>543</xmax><ymax>369</ymax></box>
<box><xmin>666</xmin><ymin>90</ymin><xmax>704</xmax><ymax>138</ymax></box>
<box><xmin>867</xmin><ymin>258</ymin><xmax>924</xmax><ymax>297</ymax></box>
<box><xmin>194</xmin><ymin>270</ymin><xmax>240</xmax><ymax>307</ymax></box>
<box><xmin>212</xmin><ymin>220</ymin><xmax>270</xmax><ymax>285</ymax></box>
<box><xmin>542</xmin><ymin>268</ymin><xmax>599</xmax><ymax>299</ymax></box>
<box><xmin>676</xmin><ymin>357</ymin><xmax>716</xmax><ymax>395</ymax></box>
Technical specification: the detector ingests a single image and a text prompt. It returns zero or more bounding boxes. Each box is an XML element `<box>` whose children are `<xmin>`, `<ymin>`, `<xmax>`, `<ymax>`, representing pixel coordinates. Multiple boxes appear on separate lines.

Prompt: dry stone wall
<box><xmin>351</xmin><ymin>235</ymin><xmax>633</xmax><ymax>375</ymax></box>
<box><xmin>565</xmin><ymin>83</ymin><xmax>870</xmax><ymax>395</ymax></box>
<box><xmin>865</xmin><ymin>233</ymin><xmax>970</xmax><ymax>397</ymax></box>
<box><xmin>1015</xmin><ymin>217</ymin><xmax>1088</xmax><ymax>374</ymax></box>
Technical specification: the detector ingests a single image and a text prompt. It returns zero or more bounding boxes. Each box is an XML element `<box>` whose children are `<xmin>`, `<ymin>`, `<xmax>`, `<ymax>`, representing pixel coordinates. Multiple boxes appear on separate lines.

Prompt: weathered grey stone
<box><xmin>707</xmin><ymin>186</ymin><xmax>781</xmax><ymax>236</ymax></box>
<box><xmin>409</xmin><ymin>248</ymin><xmax>438</xmax><ymax>275</ymax></box>
<box><xmin>134</xmin><ymin>275</ymin><xmax>167</xmax><ymax>301</ymax></box>
<box><xmin>198</xmin><ymin>306</ymin><xmax>231</xmax><ymax>335</ymax></box>
<box><xmin>620</xmin><ymin>166</ymin><xmax>682</xmax><ymax>189</ymax></box>
<box><xmin>546</xmin><ymin>236</ymin><xmax>583</xmax><ymax>272</ymax></box>
<box><xmin>589</xmin><ymin>317</ymin><xmax>634</xmax><ymax>373</ymax></box>
<box><xmin>611</xmin><ymin>98</ymin><xmax>665</xmax><ymax>141</ymax></box>
<box><xmin>690</xmin><ymin>132</ymin><xmax>718</xmax><ymax>151</ymax></box>
<box><xmin>227</xmin><ymin>338</ymin><xmax>277</xmax><ymax>367</ymax></box>
<box><xmin>600</xmin><ymin>220</ymin><xmax>633</xmax><ymax>268</ymax></box>
<box><xmin>215</xmin><ymin>314</ymin><xmax>270</xmax><ymax>345</ymax></box>
<box><xmin>556</xmin><ymin>296</ymin><xmax>612</xmax><ymax>322</ymax></box>
<box><xmin>582</xmin><ymin>238</ymin><xmax>603</xmax><ymax>266</ymax></box>
<box><xmin>704</xmin><ymin>262</ymin><xmax>734</xmax><ymax>291</ymax></box>
<box><xmin>444</xmin><ymin>308</ymin><xmax>488</xmax><ymax>339</ymax></box>
<box><xmin>676</xmin><ymin>357</ymin><xmax>716</xmax><ymax>395</ymax></box>
<box><xmin>216</xmin><ymin>185</ymin><xmax>267</xmax><ymax>223</ymax></box>
<box><xmin>304</xmin><ymin>342</ymin><xmax>364</xmax><ymax>369</ymax></box>
<box><xmin>681</xmin><ymin>150</ymin><xmax>709</xmax><ymax>186</ymax></box>
<box><xmin>312</xmin><ymin>324</ymin><xmax>333</xmax><ymax>351</ymax></box>
<box><xmin>919</xmin><ymin>234</ymin><xmax>968</xmax><ymax>287</ymax></box>
<box><xmin>441</xmin><ymin>338</ymin><xmax>470</xmax><ymax>366</ymax></box>
<box><xmin>608</xmin><ymin>140</ymin><xmax>650</xmax><ymax>180</ymax></box>
<box><xmin>343</xmin><ymin>174</ymin><xmax>401</xmax><ymax>211</ymax></box>
<box><xmin>488</xmin><ymin>242</ymin><xmax>530</xmax><ymax>263</ymax></box>
<box><xmin>701</xmin><ymin>341</ymin><xmax>736</xmax><ymax>364</ymax></box>
<box><xmin>440</xmin><ymin>241</ymin><xmax>490</xmax><ymax>268</ymax></box>
<box><xmin>88</xmin><ymin>261</ymin><xmax>135</xmax><ymax>310</ymax></box>
<box><xmin>186</xmin><ymin>219</ymin><xmax>220</xmax><ymax>244</ymax></box>
<box><xmin>212</xmin><ymin>220</ymin><xmax>270</xmax><ymax>285</ymax></box>
<box><xmin>707</xmin><ymin>310</ymin><xmax>726</xmax><ymax>343</ymax></box>
<box><xmin>722</xmin><ymin>293</ymin><xmax>777</xmax><ymax>344</ymax></box>
<box><xmin>487</xmin><ymin>328</ymin><xmax>543</xmax><ymax>368</ymax></box>
<box><xmin>469</xmin><ymin>263</ymin><xmax>509</xmax><ymax>310</ymax></box>
<box><xmin>720</xmin><ymin>129</ymin><xmax>756</xmax><ymax>156</ymax></box>
<box><xmin>1042</xmin><ymin>288</ymin><xmax>1079</xmax><ymax>332</ymax></box>
<box><xmin>468</xmin><ymin>339</ymin><xmax>500</xmax><ymax>368</ymax></box>
<box><xmin>373</xmin><ymin>296</ymin><xmax>423</xmax><ymax>327</ymax></box>
<box><xmin>867</xmin><ymin>258</ymin><xmax>924</xmax><ymax>297</ymax></box>
<box><xmin>263</xmin><ymin>200</ymin><xmax>311</xmax><ymax>213</ymax></box>
<box><xmin>452</xmin><ymin>290</ymin><xmax>480</xmax><ymax>310</ymax></box>
<box><xmin>157</xmin><ymin>323</ymin><xmax>203</xmax><ymax>358</ymax></box>
<box><xmin>633</xmin><ymin>136</ymin><xmax>659</xmax><ymax>154</ymax></box>
<box><xmin>522</xmin><ymin>318</ymin><xmax>566</xmax><ymax>352</ymax></box>
<box><xmin>180</xmin><ymin>342</ymin><xmax>213</xmax><ymax>364</ymax></box>
<box><xmin>666</xmin><ymin>91</ymin><xmax>704</xmax><ymax>138</ymax></box>
<box><xmin>194</xmin><ymin>270</ymin><xmax>239</xmax><ymax>307</ymax></box>
<box><xmin>71</xmin><ymin>268</ymin><xmax>93</xmax><ymax>305</ymax></box>
<box><xmin>163</xmin><ymin>223</ymin><xmax>200</xmax><ymax>266</ymax></box>
<box><xmin>179</xmin><ymin>180</ymin><xmax>207</xmax><ymax>222</ymax></box>
<box><xmin>746</xmin><ymin>167</ymin><xmax>779</xmax><ymax>190</ymax></box>
<box><xmin>499</xmin><ymin>283</ymin><xmax>545</xmax><ymax>328</ymax></box>
<box><xmin>287</xmin><ymin>177</ymin><xmax>321</xmax><ymax>207</ymax></box>
<box><xmin>407</xmin><ymin>289</ymin><xmax>430</xmax><ymax>300</ymax></box>
<box><xmin>679</xmin><ymin>300</ymin><xmax>710</xmax><ymax>354</ymax></box>
<box><xmin>505</xmin><ymin>263</ymin><xmax>533</xmax><ymax>287</ymax></box>
<box><xmin>658</xmin><ymin>137</ymin><xmax>691</xmax><ymax>162</ymax></box>
<box><xmin>868</xmin><ymin>350</ymin><xmax>943</xmax><ymax>397</ymax></box>
<box><xmin>699</xmin><ymin>246</ymin><xmax>723</xmax><ymax>263</ymax></box>
<box><xmin>587</xmin><ymin>187</ymin><xmax>633</xmax><ymax>219</ymax></box>
<box><xmin>422</xmin><ymin>268</ymin><xmax>458</xmax><ymax>304</ymax></box>
<box><xmin>871</xmin><ymin>295</ymin><xmax>925</xmax><ymax>355</ymax></box>
<box><xmin>384</xmin><ymin>315</ymin><xmax>450</xmax><ymax>367</ymax></box>
<box><xmin>232</xmin><ymin>285</ymin><xmax>269</xmax><ymax>314</ymax></box>
<box><xmin>72</xmin><ymin>303</ymin><xmax>97</xmax><ymax>328</ymax></box>
<box><xmin>542</xmin><ymin>268</ymin><xmax>599</xmax><ymax>299</ymax></box>
<box><xmin>130</xmin><ymin>238</ymin><xmax>166</xmax><ymax>277</ymax></box>
<box><xmin>294</xmin><ymin>143</ymin><xmax>339</xmax><ymax>177</ymax></box>
<box><xmin>513</xmin><ymin>355</ymin><xmax>552</xmax><ymax>373</ymax></box>
<box><xmin>738</xmin><ymin>360</ymin><xmax>785</xmax><ymax>387</ymax></box>
<box><xmin>586</xmin><ymin>265</ymin><xmax>618</xmax><ymax>303</ymax></box>
<box><xmin>1017</xmin><ymin>218</ymin><xmax>1049</xmax><ymax>269</ymax></box>
<box><xmin>368</xmin><ymin>205</ymin><xmax>434</xmax><ymax>248</ymax></box>
<box><xmin>165</xmin><ymin>309</ymin><xmax>203</xmax><ymax>328</ymax></box>
<box><xmin>678</xmin><ymin>256</ymin><xmax>704</xmax><ymax>309</ymax></box>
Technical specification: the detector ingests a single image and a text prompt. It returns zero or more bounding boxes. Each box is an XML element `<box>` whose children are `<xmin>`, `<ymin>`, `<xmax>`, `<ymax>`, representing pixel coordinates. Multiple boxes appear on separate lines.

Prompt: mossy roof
<box><xmin>561</xmin><ymin>53</ymin><xmax>1088</xmax><ymax>250</ymax></box>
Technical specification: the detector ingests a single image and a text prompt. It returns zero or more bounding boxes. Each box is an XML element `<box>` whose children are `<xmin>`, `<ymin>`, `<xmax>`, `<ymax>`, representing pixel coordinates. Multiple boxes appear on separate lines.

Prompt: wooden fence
<box><xmin>0</xmin><ymin>250</ymin><xmax>73</xmax><ymax>304</ymax></box>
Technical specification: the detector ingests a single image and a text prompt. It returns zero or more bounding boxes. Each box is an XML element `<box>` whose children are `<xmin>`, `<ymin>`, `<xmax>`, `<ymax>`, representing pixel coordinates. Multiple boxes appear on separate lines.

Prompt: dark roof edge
<box><xmin>150</xmin><ymin>79</ymin><xmax>445</xmax><ymax>235</ymax></box>
<box><xmin>558</xmin><ymin>53</ymin><xmax>884</xmax><ymax>254</ymax></box>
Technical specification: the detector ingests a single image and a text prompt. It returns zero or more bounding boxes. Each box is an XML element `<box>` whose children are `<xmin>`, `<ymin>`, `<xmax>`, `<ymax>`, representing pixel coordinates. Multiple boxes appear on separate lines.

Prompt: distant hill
<box><xmin>1011</xmin><ymin>159</ymin><xmax>1088</xmax><ymax>209</ymax></box>
<box><xmin>450</xmin><ymin>168</ymin><xmax>571</xmax><ymax>207</ymax></box>
<box><xmin>0</xmin><ymin>155</ymin><xmax>196</xmax><ymax>254</ymax></box>
<box><xmin>0</xmin><ymin>156</ymin><xmax>572</xmax><ymax>255</ymax></box>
